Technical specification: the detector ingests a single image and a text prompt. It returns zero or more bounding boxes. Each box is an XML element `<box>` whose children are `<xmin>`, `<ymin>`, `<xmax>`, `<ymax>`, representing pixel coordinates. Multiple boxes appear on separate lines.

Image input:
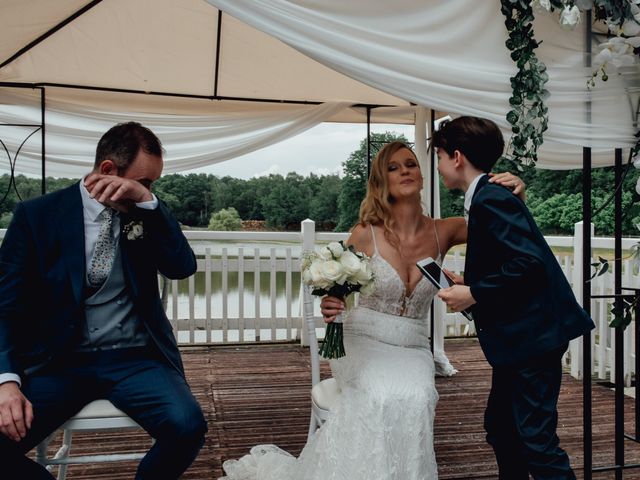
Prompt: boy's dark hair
<box><xmin>94</xmin><ymin>122</ymin><xmax>164</xmax><ymax>172</ymax></box>
<box><xmin>431</xmin><ymin>116</ymin><xmax>504</xmax><ymax>172</ymax></box>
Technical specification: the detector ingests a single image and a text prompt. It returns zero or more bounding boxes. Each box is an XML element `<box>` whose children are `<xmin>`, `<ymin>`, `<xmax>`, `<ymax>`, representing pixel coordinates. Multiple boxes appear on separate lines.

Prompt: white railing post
<box><xmin>300</xmin><ymin>219</ymin><xmax>316</xmax><ymax>346</ymax></box>
<box><xmin>570</xmin><ymin>221</ymin><xmax>594</xmax><ymax>379</ymax></box>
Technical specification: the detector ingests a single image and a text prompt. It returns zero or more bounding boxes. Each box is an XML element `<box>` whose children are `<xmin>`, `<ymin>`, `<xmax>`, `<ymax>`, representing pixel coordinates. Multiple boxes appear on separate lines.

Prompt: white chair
<box><xmin>303</xmin><ymin>287</ymin><xmax>342</xmax><ymax>439</ymax></box>
<box><xmin>35</xmin><ymin>399</ymin><xmax>148</xmax><ymax>480</ymax></box>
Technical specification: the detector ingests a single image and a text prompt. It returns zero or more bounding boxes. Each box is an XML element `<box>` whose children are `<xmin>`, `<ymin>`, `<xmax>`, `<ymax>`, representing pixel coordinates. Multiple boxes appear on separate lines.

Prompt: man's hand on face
<box><xmin>84</xmin><ymin>173</ymin><xmax>153</xmax><ymax>212</ymax></box>
<box><xmin>0</xmin><ymin>382</ymin><xmax>32</xmax><ymax>442</ymax></box>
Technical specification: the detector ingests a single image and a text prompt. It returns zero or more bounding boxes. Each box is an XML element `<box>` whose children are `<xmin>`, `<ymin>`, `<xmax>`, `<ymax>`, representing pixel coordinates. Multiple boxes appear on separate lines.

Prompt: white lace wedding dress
<box><xmin>220</xmin><ymin>226</ymin><xmax>441</xmax><ymax>480</ymax></box>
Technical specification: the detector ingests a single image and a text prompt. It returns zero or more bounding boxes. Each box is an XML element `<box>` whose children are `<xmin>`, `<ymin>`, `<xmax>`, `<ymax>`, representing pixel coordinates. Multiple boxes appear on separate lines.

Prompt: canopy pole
<box><xmin>366</xmin><ymin>106</ymin><xmax>371</xmax><ymax>178</ymax></box>
<box><xmin>213</xmin><ymin>10</ymin><xmax>222</xmax><ymax>97</ymax></box>
<box><xmin>430</xmin><ymin>109</ymin><xmax>435</xmax><ymax>218</ymax></box>
<box><xmin>582</xmin><ymin>9</ymin><xmax>593</xmax><ymax>479</ymax></box>
<box><xmin>40</xmin><ymin>87</ymin><xmax>46</xmax><ymax>195</ymax></box>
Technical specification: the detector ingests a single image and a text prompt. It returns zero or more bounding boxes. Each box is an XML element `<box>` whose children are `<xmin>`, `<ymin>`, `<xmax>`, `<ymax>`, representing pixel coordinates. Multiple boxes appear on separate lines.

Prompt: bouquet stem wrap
<box><xmin>318</xmin><ymin>312</ymin><xmax>345</xmax><ymax>359</ymax></box>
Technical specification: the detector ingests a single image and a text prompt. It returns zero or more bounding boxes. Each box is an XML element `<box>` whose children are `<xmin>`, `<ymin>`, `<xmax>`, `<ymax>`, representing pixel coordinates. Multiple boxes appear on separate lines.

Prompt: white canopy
<box><xmin>0</xmin><ymin>0</ymin><xmax>637</xmax><ymax>176</ymax></box>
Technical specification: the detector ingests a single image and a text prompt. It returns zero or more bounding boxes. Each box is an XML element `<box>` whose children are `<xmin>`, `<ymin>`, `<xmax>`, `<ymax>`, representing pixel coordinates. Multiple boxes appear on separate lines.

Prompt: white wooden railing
<box><xmin>0</xmin><ymin>222</ymin><xmax>637</xmax><ymax>382</ymax></box>
<box><xmin>171</xmin><ymin>221</ymin><xmax>640</xmax><ymax>384</ymax></box>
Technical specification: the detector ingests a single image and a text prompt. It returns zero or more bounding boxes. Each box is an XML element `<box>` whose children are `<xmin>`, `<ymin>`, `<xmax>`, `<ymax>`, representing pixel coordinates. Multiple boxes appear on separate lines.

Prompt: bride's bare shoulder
<box><xmin>347</xmin><ymin>223</ymin><xmax>375</xmax><ymax>255</ymax></box>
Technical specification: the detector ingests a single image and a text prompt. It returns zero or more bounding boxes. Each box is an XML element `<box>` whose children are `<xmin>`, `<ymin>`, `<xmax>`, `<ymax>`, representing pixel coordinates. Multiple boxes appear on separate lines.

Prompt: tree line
<box><xmin>0</xmin><ymin>132</ymin><xmax>637</xmax><ymax>236</ymax></box>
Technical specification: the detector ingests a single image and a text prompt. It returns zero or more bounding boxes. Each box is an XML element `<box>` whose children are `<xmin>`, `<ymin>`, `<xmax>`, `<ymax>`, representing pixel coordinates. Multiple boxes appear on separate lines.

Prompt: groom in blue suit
<box><xmin>0</xmin><ymin>122</ymin><xmax>206</xmax><ymax>479</ymax></box>
<box><xmin>435</xmin><ymin>116</ymin><xmax>594</xmax><ymax>479</ymax></box>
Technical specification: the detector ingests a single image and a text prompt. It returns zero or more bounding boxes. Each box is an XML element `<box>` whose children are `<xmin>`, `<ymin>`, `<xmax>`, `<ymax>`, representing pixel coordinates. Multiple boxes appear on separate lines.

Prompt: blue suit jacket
<box><xmin>464</xmin><ymin>176</ymin><xmax>594</xmax><ymax>367</ymax></box>
<box><xmin>0</xmin><ymin>182</ymin><xmax>196</xmax><ymax>378</ymax></box>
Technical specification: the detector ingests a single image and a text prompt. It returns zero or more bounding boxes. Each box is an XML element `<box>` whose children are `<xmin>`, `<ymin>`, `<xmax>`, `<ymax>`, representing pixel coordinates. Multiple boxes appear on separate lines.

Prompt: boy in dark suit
<box><xmin>435</xmin><ymin>116</ymin><xmax>594</xmax><ymax>480</ymax></box>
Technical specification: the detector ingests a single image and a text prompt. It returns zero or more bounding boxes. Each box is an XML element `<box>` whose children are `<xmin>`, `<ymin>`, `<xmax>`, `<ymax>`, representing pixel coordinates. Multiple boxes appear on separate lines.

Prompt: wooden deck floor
<box><xmin>37</xmin><ymin>338</ymin><xmax>640</xmax><ymax>479</ymax></box>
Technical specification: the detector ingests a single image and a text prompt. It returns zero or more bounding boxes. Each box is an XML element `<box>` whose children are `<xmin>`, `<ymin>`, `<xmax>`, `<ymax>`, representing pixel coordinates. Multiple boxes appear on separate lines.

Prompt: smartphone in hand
<box><xmin>416</xmin><ymin>257</ymin><xmax>473</xmax><ymax>321</ymax></box>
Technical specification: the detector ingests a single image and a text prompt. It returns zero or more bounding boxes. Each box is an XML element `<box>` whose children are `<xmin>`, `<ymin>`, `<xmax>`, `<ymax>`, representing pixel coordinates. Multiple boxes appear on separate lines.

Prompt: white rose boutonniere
<box><xmin>123</xmin><ymin>220</ymin><xmax>144</xmax><ymax>240</ymax></box>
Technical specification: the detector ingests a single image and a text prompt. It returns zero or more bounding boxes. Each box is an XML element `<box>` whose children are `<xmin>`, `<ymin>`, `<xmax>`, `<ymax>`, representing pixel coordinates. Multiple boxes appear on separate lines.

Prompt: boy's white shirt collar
<box><xmin>463</xmin><ymin>173</ymin><xmax>487</xmax><ymax>223</ymax></box>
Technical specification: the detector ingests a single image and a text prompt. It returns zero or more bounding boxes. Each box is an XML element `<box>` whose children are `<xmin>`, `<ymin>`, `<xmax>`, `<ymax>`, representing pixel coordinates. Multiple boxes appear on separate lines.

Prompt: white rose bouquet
<box><xmin>301</xmin><ymin>241</ymin><xmax>374</xmax><ymax>359</ymax></box>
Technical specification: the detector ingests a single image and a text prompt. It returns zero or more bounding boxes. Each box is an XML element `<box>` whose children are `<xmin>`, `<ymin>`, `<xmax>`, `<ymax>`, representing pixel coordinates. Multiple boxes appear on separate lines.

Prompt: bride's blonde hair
<box><xmin>357</xmin><ymin>141</ymin><xmax>422</xmax><ymax>248</ymax></box>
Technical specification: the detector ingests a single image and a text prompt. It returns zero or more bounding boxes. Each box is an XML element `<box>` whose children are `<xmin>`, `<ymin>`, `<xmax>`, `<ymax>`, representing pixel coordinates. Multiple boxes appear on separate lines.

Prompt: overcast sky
<box><xmin>189</xmin><ymin>122</ymin><xmax>416</xmax><ymax>179</ymax></box>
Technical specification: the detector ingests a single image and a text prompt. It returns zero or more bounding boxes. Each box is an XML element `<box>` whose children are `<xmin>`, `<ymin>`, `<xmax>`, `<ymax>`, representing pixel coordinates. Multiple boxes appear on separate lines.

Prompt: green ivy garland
<box><xmin>500</xmin><ymin>0</ymin><xmax>550</xmax><ymax>170</ymax></box>
<box><xmin>502</xmin><ymin>0</ymin><xmax>640</xmax><ymax>329</ymax></box>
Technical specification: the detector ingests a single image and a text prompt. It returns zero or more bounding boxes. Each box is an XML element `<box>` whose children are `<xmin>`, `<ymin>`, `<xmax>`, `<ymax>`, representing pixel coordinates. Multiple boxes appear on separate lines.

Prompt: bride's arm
<box><xmin>441</xmin><ymin>173</ymin><xmax>527</xmax><ymax>251</ymax></box>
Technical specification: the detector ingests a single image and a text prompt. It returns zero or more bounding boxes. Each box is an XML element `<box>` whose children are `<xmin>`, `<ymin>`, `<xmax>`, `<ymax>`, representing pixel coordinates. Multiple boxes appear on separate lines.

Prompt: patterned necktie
<box><xmin>88</xmin><ymin>208</ymin><xmax>116</xmax><ymax>286</ymax></box>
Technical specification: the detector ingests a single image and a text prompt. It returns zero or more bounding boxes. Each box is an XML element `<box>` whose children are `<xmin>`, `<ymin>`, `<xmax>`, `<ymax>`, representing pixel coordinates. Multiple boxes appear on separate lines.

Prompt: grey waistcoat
<box><xmin>77</xmin><ymin>244</ymin><xmax>149</xmax><ymax>351</ymax></box>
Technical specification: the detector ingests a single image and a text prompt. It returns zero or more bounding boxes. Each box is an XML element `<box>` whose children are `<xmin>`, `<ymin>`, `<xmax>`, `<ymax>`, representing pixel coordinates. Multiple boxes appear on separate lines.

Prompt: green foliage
<box><xmin>501</xmin><ymin>0</ymin><xmax>549</xmax><ymax>169</ymax></box>
<box><xmin>260</xmin><ymin>173</ymin><xmax>313</xmax><ymax>229</ymax></box>
<box><xmin>208</xmin><ymin>207</ymin><xmax>242</xmax><ymax>231</ymax></box>
<box><xmin>336</xmin><ymin>132</ymin><xmax>408</xmax><ymax>231</ymax></box>
<box><xmin>154</xmin><ymin>173</ymin><xmax>213</xmax><ymax>227</ymax></box>
<box><xmin>308</xmin><ymin>174</ymin><xmax>341</xmax><ymax>230</ymax></box>
<box><xmin>0</xmin><ymin>212</ymin><xmax>13</xmax><ymax>228</ymax></box>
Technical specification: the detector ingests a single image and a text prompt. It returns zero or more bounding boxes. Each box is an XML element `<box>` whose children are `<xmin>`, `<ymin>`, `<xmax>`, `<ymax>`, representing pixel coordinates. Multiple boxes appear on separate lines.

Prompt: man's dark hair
<box><xmin>94</xmin><ymin>122</ymin><xmax>164</xmax><ymax>172</ymax></box>
<box><xmin>431</xmin><ymin>116</ymin><xmax>504</xmax><ymax>173</ymax></box>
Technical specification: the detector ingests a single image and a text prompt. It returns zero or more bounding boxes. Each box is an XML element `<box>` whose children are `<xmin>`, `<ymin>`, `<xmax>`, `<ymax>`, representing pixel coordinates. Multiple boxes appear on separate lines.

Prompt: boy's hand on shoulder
<box><xmin>438</xmin><ymin>285</ymin><xmax>476</xmax><ymax>312</ymax></box>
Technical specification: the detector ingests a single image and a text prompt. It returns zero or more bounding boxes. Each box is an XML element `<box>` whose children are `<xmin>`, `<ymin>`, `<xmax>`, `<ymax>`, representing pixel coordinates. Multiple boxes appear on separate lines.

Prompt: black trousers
<box><xmin>0</xmin><ymin>346</ymin><xmax>207</xmax><ymax>480</ymax></box>
<box><xmin>484</xmin><ymin>344</ymin><xmax>576</xmax><ymax>480</ymax></box>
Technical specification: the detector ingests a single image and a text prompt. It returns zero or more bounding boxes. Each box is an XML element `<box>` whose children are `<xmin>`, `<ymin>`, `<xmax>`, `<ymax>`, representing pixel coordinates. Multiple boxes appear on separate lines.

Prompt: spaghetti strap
<box><xmin>369</xmin><ymin>224</ymin><xmax>379</xmax><ymax>254</ymax></box>
<box><xmin>432</xmin><ymin>218</ymin><xmax>442</xmax><ymax>260</ymax></box>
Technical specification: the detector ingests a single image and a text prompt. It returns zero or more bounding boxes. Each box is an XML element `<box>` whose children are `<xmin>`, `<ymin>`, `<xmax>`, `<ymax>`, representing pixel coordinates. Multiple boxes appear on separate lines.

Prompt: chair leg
<box><xmin>56</xmin><ymin>428</ymin><xmax>73</xmax><ymax>480</ymax></box>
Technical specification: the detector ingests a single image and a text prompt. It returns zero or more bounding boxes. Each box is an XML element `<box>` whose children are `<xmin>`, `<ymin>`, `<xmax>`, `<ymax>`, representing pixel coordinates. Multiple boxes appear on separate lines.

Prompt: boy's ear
<box><xmin>452</xmin><ymin>150</ymin><xmax>464</xmax><ymax>168</ymax></box>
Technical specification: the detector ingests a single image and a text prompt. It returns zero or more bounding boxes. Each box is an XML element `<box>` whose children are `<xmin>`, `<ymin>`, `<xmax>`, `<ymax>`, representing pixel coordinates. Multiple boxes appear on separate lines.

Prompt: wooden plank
<box><xmin>38</xmin><ymin>339</ymin><xmax>640</xmax><ymax>479</ymax></box>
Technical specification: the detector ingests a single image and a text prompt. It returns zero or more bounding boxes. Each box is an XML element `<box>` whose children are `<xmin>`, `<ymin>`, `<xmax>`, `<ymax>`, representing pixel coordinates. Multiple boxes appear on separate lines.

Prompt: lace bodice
<box><xmin>358</xmin><ymin>223</ymin><xmax>440</xmax><ymax>319</ymax></box>
<box><xmin>358</xmin><ymin>254</ymin><xmax>439</xmax><ymax>319</ymax></box>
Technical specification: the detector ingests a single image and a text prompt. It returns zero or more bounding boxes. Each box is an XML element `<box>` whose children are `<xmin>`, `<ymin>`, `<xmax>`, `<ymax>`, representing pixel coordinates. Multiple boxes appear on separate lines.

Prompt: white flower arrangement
<box><xmin>123</xmin><ymin>220</ymin><xmax>144</xmax><ymax>240</ymax></box>
<box><xmin>559</xmin><ymin>4</ymin><xmax>581</xmax><ymax>28</ymax></box>
<box><xmin>301</xmin><ymin>241</ymin><xmax>374</xmax><ymax>358</ymax></box>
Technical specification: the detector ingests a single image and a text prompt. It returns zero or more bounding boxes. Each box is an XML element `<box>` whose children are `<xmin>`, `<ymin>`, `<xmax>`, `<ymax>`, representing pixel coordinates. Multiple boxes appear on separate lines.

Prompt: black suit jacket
<box><xmin>464</xmin><ymin>175</ymin><xmax>594</xmax><ymax>367</ymax></box>
<box><xmin>0</xmin><ymin>182</ymin><xmax>196</xmax><ymax>378</ymax></box>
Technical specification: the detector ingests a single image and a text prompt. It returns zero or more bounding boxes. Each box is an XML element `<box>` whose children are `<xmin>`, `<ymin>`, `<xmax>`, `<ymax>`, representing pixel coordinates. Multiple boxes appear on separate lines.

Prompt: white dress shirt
<box><xmin>463</xmin><ymin>173</ymin><xmax>486</xmax><ymax>224</ymax></box>
<box><xmin>0</xmin><ymin>178</ymin><xmax>158</xmax><ymax>387</ymax></box>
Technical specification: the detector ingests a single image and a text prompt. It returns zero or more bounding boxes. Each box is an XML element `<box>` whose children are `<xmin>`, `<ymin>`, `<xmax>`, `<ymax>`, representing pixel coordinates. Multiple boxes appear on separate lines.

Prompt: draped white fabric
<box><xmin>0</xmin><ymin>89</ymin><xmax>350</xmax><ymax>177</ymax></box>
<box><xmin>209</xmin><ymin>0</ymin><xmax>638</xmax><ymax>167</ymax></box>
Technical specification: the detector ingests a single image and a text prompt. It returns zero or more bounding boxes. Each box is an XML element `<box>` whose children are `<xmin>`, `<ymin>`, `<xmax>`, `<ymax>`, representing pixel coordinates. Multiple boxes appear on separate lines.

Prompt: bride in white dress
<box><xmin>220</xmin><ymin>142</ymin><xmax>525</xmax><ymax>480</ymax></box>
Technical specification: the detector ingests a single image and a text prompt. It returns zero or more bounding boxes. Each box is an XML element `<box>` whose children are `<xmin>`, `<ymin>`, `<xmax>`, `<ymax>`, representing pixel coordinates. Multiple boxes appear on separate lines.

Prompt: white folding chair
<box><xmin>35</xmin><ymin>399</ymin><xmax>149</xmax><ymax>480</ymax></box>
<box><xmin>302</xmin><ymin>287</ymin><xmax>342</xmax><ymax>439</ymax></box>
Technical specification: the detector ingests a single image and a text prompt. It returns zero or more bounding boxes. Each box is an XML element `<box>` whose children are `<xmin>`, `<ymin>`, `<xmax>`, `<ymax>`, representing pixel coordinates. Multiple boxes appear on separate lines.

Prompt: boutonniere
<box><xmin>123</xmin><ymin>220</ymin><xmax>144</xmax><ymax>240</ymax></box>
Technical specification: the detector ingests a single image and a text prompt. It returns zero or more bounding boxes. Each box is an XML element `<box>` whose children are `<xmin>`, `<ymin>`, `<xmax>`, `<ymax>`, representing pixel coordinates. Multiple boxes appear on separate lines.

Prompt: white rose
<box><xmin>302</xmin><ymin>267</ymin><xmax>314</xmax><ymax>285</ymax></box>
<box><xmin>321</xmin><ymin>260</ymin><xmax>346</xmax><ymax>285</ymax></box>
<box><xmin>359</xmin><ymin>280</ymin><xmax>376</xmax><ymax>297</ymax></box>
<box><xmin>531</xmin><ymin>0</ymin><xmax>551</xmax><ymax>12</ymax></box>
<box><xmin>633</xmin><ymin>155</ymin><xmax>640</xmax><ymax>169</ymax></box>
<box><xmin>353</xmin><ymin>260</ymin><xmax>373</xmax><ymax>285</ymax></box>
<box><xmin>318</xmin><ymin>247</ymin><xmax>333</xmax><ymax>260</ymax></box>
<box><xmin>339</xmin><ymin>250</ymin><xmax>361</xmax><ymax>276</ymax></box>
<box><xmin>636</xmin><ymin>176</ymin><xmax>640</xmax><ymax>195</ymax></box>
<box><xmin>127</xmin><ymin>223</ymin><xmax>143</xmax><ymax>240</ymax></box>
<box><xmin>622</xmin><ymin>19</ymin><xmax>640</xmax><ymax>37</ymax></box>
<box><xmin>560</xmin><ymin>5</ymin><xmax>580</xmax><ymax>29</ymax></box>
<box><xmin>326</xmin><ymin>242</ymin><xmax>344</xmax><ymax>258</ymax></box>
<box><xmin>309</xmin><ymin>260</ymin><xmax>328</xmax><ymax>287</ymax></box>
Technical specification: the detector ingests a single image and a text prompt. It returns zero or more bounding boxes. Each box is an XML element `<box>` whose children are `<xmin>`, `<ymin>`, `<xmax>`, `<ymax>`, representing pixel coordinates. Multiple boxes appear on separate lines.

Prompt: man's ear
<box><xmin>98</xmin><ymin>159</ymin><xmax>117</xmax><ymax>175</ymax></box>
